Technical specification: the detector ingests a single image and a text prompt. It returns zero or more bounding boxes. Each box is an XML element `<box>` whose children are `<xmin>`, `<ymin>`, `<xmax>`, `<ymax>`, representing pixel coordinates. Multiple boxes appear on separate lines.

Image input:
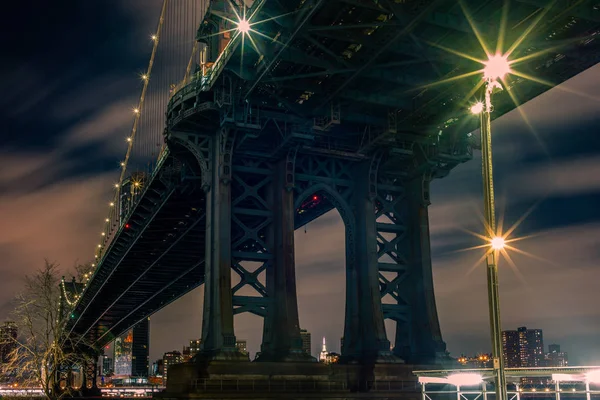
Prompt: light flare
<box><xmin>237</xmin><ymin>19</ymin><xmax>250</xmax><ymax>34</ymax></box>
<box><xmin>483</xmin><ymin>54</ymin><xmax>511</xmax><ymax>80</ymax></box>
<box><xmin>490</xmin><ymin>236</ymin><xmax>505</xmax><ymax>250</ymax></box>
<box><xmin>470</xmin><ymin>101</ymin><xmax>484</xmax><ymax>114</ymax></box>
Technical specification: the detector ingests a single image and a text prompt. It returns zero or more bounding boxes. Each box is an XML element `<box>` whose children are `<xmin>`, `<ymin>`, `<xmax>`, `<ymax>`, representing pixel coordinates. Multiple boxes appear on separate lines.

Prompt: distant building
<box><xmin>502</xmin><ymin>326</ymin><xmax>544</xmax><ymax>367</ymax></box>
<box><xmin>502</xmin><ymin>330</ymin><xmax>521</xmax><ymax>367</ymax></box>
<box><xmin>300</xmin><ymin>329</ymin><xmax>311</xmax><ymax>356</ymax></box>
<box><xmin>0</xmin><ymin>321</ymin><xmax>18</xmax><ymax>364</ymax></box>
<box><xmin>182</xmin><ymin>346</ymin><xmax>191</xmax><ymax>362</ymax></box>
<box><xmin>324</xmin><ymin>352</ymin><xmax>340</xmax><ymax>364</ymax></box>
<box><xmin>132</xmin><ymin>318</ymin><xmax>150</xmax><ymax>377</ymax></box>
<box><xmin>114</xmin><ymin>330</ymin><xmax>133</xmax><ymax>376</ymax></box>
<box><xmin>457</xmin><ymin>354</ymin><xmax>492</xmax><ymax>368</ymax></box>
<box><xmin>319</xmin><ymin>337</ymin><xmax>328</xmax><ymax>362</ymax></box>
<box><xmin>546</xmin><ymin>344</ymin><xmax>568</xmax><ymax>367</ymax></box>
<box><xmin>236</xmin><ymin>340</ymin><xmax>248</xmax><ymax>355</ymax></box>
<box><xmin>102</xmin><ymin>355</ymin><xmax>113</xmax><ymax>375</ymax></box>
<box><xmin>114</xmin><ymin>319</ymin><xmax>149</xmax><ymax>377</ymax></box>
<box><xmin>162</xmin><ymin>351</ymin><xmax>182</xmax><ymax>385</ymax></box>
<box><xmin>189</xmin><ymin>339</ymin><xmax>201</xmax><ymax>357</ymax></box>
<box><xmin>151</xmin><ymin>358</ymin><xmax>164</xmax><ymax>376</ymax></box>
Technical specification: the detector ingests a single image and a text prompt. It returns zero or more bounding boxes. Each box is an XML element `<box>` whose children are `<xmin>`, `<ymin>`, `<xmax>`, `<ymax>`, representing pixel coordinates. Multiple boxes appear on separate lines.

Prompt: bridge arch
<box><xmin>165</xmin><ymin>134</ymin><xmax>210</xmax><ymax>191</ymax></box>
<box><xmin>293</xmin><ymin>183</ymin><xmax>356</xmax><ymax>358</ymax></box>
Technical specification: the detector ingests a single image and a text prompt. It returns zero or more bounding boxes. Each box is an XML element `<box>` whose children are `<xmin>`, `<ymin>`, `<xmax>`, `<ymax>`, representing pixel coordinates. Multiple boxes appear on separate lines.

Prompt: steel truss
<box><xmin>375</xmin><ymin>171</ymin><xmax>446</xmax><ymax>362</ymax></box>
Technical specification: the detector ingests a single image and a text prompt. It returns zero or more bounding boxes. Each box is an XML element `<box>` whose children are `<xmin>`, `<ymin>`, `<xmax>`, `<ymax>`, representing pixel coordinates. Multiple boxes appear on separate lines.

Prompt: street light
<box><xmin>474</xmin><ymin>52</ymin><xmax>511</xmax><ymax>400</ymax></box>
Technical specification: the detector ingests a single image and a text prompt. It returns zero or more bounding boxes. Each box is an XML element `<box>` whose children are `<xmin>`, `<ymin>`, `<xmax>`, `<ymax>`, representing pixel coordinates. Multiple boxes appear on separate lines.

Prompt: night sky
<box><xmin>1</xmin><ymin>2</ymin><xmax>600</xmax><ymax>366</ymax></box>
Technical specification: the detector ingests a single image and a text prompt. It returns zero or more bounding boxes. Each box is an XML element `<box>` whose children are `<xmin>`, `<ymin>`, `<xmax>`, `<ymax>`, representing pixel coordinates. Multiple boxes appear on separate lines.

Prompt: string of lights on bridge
<box><xmin>83</xmin><ymin>0</ymin><xmax>259</xmax><ymax>298</ymax></box>
<box><xmin>86</xmin><ymin>2</ymin><xmax>169</xmax><ymax>291</ymax></box>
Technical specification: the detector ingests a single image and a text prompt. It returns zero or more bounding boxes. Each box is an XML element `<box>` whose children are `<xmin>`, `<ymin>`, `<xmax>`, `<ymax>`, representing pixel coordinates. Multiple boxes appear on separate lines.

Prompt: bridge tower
<box><xmin>165</xmin><ymin>0</ymin><xmax>467</xmax><ymax>365</ymax></box>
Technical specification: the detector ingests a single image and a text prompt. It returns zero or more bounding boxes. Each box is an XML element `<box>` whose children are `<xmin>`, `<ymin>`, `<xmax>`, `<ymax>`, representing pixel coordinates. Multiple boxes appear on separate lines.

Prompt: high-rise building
<box><xmin>0</xmin><ymin>321</ymin><xmax>18</xmax><ymax>364</ymax></box>
<box><xmin>236</xmin><ymin>340</ymin><xmax>248</xmax><ymax>355</ymax></box>
<box><xmin>114</xmin><ymin>330</ymin><xmax>133</xmax><ymax>376</ymax></box>
<box><xmin>132</xmin><ymin>318</ymin><xmax>150</xmax><ymax>377</ymax></box>
<box><xmin>502</xmin><ymin>330</ymin><xmax>520</xmax><ymax>367</ymax></box>
<box><xmin>102</xmin><ymin>355</ymin><xmax>113</xmax><ymax>375</ymax></box>
<box><xmin>502</xmin><ymin>326</ymin><xmax>544</xmax><ymax>367</ymax></box>
<box><xmin>546</xmin><ymin>344</ymin><xmax>568</xmax><ymax>367</ymax></box>
<box><xmin>114</xmin><ymin>319</ymin><xmax>149</xmax><ymax>377</ymax></box>
<box><xmin>526</xmin><ymin>328</ymin><xmax>544</xmax><ymax>367</ymax></box>
<box><xmin>162</xmin><ymin>351</ymin><xmax>182</xmax><ymax>385</ymax></box>
<box><xmin>300</xmin><ymin>329</ymin><xmax>311</xmax><ymax>356</ymax></box>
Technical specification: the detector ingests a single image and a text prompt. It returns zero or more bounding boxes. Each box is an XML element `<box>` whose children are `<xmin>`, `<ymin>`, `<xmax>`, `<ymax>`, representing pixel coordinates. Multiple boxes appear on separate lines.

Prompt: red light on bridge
<box><xmin>125</xmin><ymin>224</ymin><xmax>130</xmax><ymax>229</ymax></box>
<box><xmin>312</xmin><ymin>195</ymin><xmax>318</xmax><ymax>201</ymax></box>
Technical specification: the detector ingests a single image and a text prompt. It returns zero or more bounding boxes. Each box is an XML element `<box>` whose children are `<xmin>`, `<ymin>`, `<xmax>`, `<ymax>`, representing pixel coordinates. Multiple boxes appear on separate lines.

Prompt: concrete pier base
<box><xmin>156</xmin><ymin>361</ymin><xmax>424</xmax><ymax>399</ymax></box>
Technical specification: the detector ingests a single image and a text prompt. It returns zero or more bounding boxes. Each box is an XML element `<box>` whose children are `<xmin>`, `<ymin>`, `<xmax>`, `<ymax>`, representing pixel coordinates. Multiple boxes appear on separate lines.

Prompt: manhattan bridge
<box><xmin>57</xmin><ymin>0</ymin><xmax>600</xmax><ymax>397</ymax></box>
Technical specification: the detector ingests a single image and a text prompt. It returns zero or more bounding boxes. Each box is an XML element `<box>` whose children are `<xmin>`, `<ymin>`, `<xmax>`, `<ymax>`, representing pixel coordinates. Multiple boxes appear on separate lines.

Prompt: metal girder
<box><xmin>277</xmin><ymin>45</ymin><xmax>338</xmax><ymax>70</ymax></box>
<box><xmin>263</xmin><ymin>59</ymin><xmax>428</xmax><ymax>83</ymax></box>
<box><xmin>374</xmin><ymin>172</ymin><xmax>447</xmax><ymax>362</ymax></box>
<box><xmin>318</xmin><ymin>0</ymin><xmax>458</xmax><ymax>107</ymax></box>
<box><xmin>514</xmin><ymin>0</ymin><xmax>600</xmax><ymax>22</ymax></box>
<box><xmin>303</xmin><ymin>34</ymin><xmax>353</xmax><ymax>69</ymax></box>
<box><xmin>342</xmin><ymin>89</ymin><xmax>412</xmax><ymax>109</ymax></box>
<box><xmin>244</xmin><ymin>0</ymin><xmax>327</xmax><ymax>98</ymax></box>
<box><xmin>66</xmin><ymin>182</ymin><xmax>177</xmax><ymax>339</ymax></box>
<box><xmin>306</xmin><ymin>13</ymin><xmax>472</xmax><ymax>34</ymax></box>
<box><xmin>228</xmin><ymin>160</ymin><xmax>273</xmax><ymax>325</ymax></box>
<box><xmin>425</xmin><ymin>11</ymin><xmax>474</xmax><ymax>34</ymax></box>
<box><xmin>96</xmin><ymin>260</ymin><xmax>204</xmax><ymax>343</ymax></box>
<box><xmin>339</xmin><ymin>0</ymin><xmax>391</xmax><ymax>13</ymax></box>
<box><xmin>309</xmin><ymin>27</ymin><xmax>475</xmax><ymax>70</ymax></box>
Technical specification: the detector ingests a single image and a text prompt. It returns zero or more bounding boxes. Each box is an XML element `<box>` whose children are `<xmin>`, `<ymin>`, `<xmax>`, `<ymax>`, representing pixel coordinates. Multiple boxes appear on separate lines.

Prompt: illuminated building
<box><xmin>457</xmin><ymin>354</ymin><xmax>492</xmax><ymax>368</ymax></box>
<box><xmin>519</xmin><ymin>327</ymin><xmax>545</xmax><ymax>367</ymax></box>
<box><xmin>236</xmin><ymin>340</ymin><xmax>248</xmax><ymax>356</ymax></box>
<box><xmin>189</xmin><ymin>339</ymin><xmax>201</xmax><ymax>357</ymax></box>
<box><xmin>546</xmin><ymin>344</ymin><xmax>568</xmax><ymax>367</ymax></box>
<box><xmin>162</xmin><ymin>351</ymin><xmax>182</xmax><ymax>385</ymax></box>
<box><xmin>182</xmin><ymin>346</ymin><xmax>191</xmax><ymax>362</ymax></box>
<box><xmin>324</xmin><ymin>352</ymin><xmax>340</xmax><ymax>364</ymax></box>
<box><xmin>319</xmin><ymin>337</ymin><xmax>328</xmax><ymax>362</ymax></box>
<box><xmin>114</xmin><ymin>330</ymin><xmax>133</xmax><ymax>376</ymax></box>
<box><xmin>102</xmin><ymin>356</ymin><xmax>113</xmax><ymax>375</ymax></box>
<box><xmin>0</xmin><ymin>321</ymin><xmax>18</xmax><ymax>364</ymax></box>
<box><xmin>300</xmin><ymin>329</ymin><xmax>311</xmax><ymax>356</ymax></box>
<box><xmin>114</xmin><ymin>319</ymin><xmax>149</xmax><ymax>377</ymax></box>
<box><xmin>502</xmin><ymin>326</ymin><xmax>544</xmax><ymax>367</ymax></box>
<box><xmin>502</xmin><ymin>330</ymin><xmax>520</xmax><ymax>367</ymax></box>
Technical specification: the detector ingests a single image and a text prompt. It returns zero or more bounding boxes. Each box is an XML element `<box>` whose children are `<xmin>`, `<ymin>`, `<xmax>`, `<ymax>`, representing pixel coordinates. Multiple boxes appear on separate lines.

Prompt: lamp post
<box><xmin>472</xmin><ymin>53</ymin><xmax>511</xmax><ymax>400</ymax></box>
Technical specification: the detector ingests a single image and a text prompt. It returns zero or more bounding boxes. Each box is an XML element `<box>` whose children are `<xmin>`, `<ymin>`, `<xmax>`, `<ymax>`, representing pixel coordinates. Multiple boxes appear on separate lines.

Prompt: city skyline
<box><xmin>1</xmin><ymin>0</ymin><xmax>600</xmax><ymax>368</ymax></box>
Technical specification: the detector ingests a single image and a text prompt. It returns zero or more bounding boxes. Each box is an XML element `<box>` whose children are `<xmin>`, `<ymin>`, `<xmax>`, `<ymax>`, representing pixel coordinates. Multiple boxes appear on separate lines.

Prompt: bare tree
<box><xmin>70</xmin><ymin>261</ymin><xmax>94</xmax><ymax>283</ymax></box>
<box><xmin>5</xmin><ymin>260</ymin><xmax>96</xmax><ymax>400</ymax></box>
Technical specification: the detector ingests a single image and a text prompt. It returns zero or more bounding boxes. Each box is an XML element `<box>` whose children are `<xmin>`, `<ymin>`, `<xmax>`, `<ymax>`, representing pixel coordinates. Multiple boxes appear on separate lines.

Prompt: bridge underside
<box><xmin>65</xmin><ymin>0</ymin><xmax>600</xmax><ymax>368</ymax></box>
